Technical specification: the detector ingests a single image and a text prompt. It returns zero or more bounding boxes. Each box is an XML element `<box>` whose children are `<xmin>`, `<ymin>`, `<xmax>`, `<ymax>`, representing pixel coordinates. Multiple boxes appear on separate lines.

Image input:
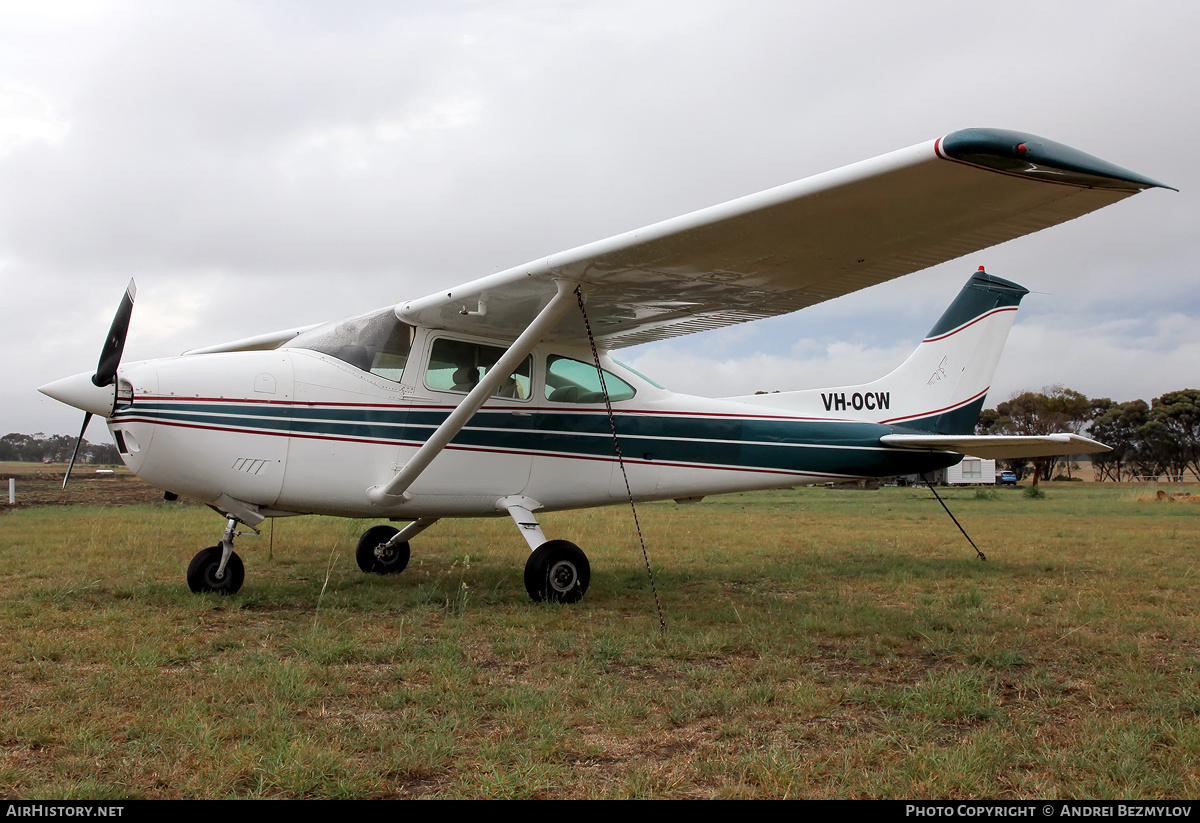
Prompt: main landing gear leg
<box><xmin>503</xmin><ymin>499</ymin><xmax>591</xmax><ymax>604</ymax></box>
<box><xmin>187</xmin><ymin>517</ymin><xmax>251</xmax><ymax>595</ymax></box>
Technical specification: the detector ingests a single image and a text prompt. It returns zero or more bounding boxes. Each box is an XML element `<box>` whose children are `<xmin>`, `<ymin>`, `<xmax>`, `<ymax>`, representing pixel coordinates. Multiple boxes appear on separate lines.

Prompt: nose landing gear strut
<box><xmin>186</xmin><ymin>517</ymin><xmax>252</xmax><ymax>595</ymax></box>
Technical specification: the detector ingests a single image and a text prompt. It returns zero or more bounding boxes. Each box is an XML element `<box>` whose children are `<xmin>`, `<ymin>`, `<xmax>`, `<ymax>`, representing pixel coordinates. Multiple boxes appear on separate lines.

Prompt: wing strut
<box><xmin>366</xmin><ymin>280</ymin><xmax>580</xmax><ymax>507</ymax></box>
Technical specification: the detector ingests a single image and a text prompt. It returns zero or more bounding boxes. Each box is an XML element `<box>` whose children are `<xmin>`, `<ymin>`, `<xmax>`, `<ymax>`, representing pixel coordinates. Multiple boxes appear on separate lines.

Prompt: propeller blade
<box><xmin>62</xmin><ymin>412</ymin><xmax>93</xmax><ymax>491</ymax></box>
<box><xmin>93</xmin><ymin>279</ymin><xmax>136</xmax><ymax>387</ymax></box>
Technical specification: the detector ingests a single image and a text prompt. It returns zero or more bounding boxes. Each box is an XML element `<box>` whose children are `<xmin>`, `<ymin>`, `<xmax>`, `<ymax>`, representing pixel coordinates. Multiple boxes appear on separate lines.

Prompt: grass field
<box><xmin>2</xmin><ymin>480</ymin><xmax>1199</xmax><ymax>798</ymax></box>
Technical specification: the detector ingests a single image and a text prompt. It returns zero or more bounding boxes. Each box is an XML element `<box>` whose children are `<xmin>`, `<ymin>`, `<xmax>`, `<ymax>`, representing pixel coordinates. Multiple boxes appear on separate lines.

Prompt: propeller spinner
<box><xmin>39</xmin><ymin>279</ymin><xmax>137</xmax><ymax>488</ymax></box>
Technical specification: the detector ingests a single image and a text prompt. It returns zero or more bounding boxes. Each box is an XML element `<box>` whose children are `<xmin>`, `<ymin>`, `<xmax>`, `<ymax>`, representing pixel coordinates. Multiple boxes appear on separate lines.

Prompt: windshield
<box><xmin>289</xmin><ymin>308</ymin><xmax>414</xmax><ymax>383</ymax></box>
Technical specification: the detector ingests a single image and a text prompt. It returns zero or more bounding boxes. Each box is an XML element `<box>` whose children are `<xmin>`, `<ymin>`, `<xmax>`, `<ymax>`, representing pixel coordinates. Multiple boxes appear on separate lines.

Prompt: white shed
<box><xmin>946</xmin><ymin>457</ymin><xmax>996</xmax><ymax>485</ymax></box>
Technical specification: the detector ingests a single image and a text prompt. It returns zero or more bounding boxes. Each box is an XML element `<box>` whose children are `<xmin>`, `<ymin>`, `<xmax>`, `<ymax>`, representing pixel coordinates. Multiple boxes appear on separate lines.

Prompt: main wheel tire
<box><xmin>186</xmin><ymin>545</ymin><xmax>245</xmax><ymax>595</ymax></box>
<box><xmin>356</xmin><ymin>525</ymin><xmax>409</xmax><ymax>574</ymax></box>
<box><xmin>524</xmin><ymin>539</ymin><xmax>590</xmax><ymax>604</ymax></box>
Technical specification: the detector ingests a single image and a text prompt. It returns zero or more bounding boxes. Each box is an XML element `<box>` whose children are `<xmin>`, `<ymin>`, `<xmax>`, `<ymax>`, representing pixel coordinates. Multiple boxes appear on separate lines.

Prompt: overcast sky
<box><xmin>3</xmin><ymin>0</ymin><xmax>1196</xmax><ymax>437</ymax></box>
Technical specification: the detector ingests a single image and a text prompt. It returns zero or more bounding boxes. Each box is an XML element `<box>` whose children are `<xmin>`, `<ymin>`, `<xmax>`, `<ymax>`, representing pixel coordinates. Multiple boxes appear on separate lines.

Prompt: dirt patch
<box><xmin>0</xmin><ymin>469</ymin><xmax>175</xmax><ymax>509</ymax></box>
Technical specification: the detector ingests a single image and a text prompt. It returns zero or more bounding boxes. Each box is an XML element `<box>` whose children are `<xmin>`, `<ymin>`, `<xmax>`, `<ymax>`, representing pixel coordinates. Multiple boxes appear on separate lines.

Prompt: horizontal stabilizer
<box><xmin>880</xmin><ymin>433</ymin><xmax>1110</xmax><ymax>459</ymax></box>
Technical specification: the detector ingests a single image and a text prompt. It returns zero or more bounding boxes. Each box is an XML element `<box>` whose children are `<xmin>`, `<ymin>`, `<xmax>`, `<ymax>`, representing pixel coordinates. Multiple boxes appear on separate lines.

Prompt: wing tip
<box><xmin>938</xmin><ymin>128</ymin><xmax>1175</xmax><ymax>192</ymax></box>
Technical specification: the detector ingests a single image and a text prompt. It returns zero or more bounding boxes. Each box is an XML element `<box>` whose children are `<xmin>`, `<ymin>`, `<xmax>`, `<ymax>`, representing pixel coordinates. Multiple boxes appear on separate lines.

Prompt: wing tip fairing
<box><xmin>938</xmin><ymin>128</ymin><xmax>1176</xmax><ymax>192</ymax></box>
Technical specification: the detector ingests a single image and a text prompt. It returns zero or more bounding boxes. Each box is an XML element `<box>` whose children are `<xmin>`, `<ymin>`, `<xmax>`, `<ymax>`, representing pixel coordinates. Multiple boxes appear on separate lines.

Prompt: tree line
<box><xmin>977</xmin><ymin>387</ymin><xmax>1200</xmax><ymax>483</ymax></box>
<box><xmin>0</xmin><ymin>432</ymin><xmax>122</xmax><ymax>465</ymax></box>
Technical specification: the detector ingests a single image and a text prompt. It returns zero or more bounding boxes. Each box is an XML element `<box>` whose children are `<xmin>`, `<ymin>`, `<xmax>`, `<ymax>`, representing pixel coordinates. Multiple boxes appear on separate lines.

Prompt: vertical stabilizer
<box><xmin>727</xmin><ymin>269</ymin><xmax>1029</xmax><ymax>434</ymax></box>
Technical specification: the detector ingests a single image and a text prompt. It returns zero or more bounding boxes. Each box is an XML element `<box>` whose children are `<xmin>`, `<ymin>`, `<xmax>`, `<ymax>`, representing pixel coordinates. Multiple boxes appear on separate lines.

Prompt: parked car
<box><xmin>997</xmin><ymin>470</ymin><xmax>1018</xmax><ymax>486</ymax></box>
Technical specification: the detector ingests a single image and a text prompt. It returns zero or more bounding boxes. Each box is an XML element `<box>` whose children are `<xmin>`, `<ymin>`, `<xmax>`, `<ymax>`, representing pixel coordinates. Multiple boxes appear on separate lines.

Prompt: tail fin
<box><xmin>729</xmin><ymin>268</ymin><xmax>1028</xmax><ymax>434</ymax></box>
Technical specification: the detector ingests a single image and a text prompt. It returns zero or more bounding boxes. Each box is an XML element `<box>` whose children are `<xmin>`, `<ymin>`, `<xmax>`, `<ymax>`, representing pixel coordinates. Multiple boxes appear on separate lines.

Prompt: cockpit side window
<box><xmin>544</xmin><ymin>355</ymin><xmax>636</xmax><ymax>403</ymax></box>
<box><xmin>425</xmin><ymin>338</ymin><xmax>532</xmax><ymax>399</ymax></box>
<box><xmin>289</xmin><ymin>308</ymin><xmax>414</xmax><ymax>383</ymax></box>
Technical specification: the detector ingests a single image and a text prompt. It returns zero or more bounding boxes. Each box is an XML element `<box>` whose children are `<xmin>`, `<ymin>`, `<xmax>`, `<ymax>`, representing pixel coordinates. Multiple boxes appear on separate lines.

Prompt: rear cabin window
<box><xmin>425</xmin><ymin>338</ymin><xmax>532</xmax><ymax>399</ymax></box>
<box><xmin>290</xmin><ymin>308</ymin><xmax>414</xmax><ymax>383</ymax></box>
<box><xmin>544</xmin><ymin>355</ymin><xmax>636</xmax><ymax>403</ymax></box>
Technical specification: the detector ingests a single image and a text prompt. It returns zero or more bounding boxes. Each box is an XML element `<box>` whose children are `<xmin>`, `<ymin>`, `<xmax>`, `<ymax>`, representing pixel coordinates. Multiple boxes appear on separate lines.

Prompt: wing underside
<box><xmin>396</xmin><ymin>128</ymin><xmax>1168</xmax><ymax>348</ymax></box>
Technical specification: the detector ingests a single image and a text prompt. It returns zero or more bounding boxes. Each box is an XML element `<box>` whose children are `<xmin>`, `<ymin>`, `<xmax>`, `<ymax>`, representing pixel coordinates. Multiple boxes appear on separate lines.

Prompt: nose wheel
<box><xmin>186</xmin><ymin>545</ymin><xmax>245</xmax><ymax>594</ymax></box>
<box><xmin>186</xmin><ymin>516</ymin><xmax>252</xmax><ymax>595</ymax></box>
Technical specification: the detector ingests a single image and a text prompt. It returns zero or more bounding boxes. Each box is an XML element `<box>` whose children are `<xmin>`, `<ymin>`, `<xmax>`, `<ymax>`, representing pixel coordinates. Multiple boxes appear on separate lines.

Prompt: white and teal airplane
<box><xmin>40</xmin><ymin>128</ymin><xmax>1170</xmax><ymax>603</ymax></box>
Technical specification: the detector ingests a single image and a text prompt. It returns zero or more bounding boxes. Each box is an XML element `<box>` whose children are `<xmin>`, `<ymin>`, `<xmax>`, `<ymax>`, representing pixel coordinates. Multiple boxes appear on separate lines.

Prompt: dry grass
<box><xmin>1</xmin><ymin>483</ymin><xmax>1198</xmax><ymax>798</ymax></box>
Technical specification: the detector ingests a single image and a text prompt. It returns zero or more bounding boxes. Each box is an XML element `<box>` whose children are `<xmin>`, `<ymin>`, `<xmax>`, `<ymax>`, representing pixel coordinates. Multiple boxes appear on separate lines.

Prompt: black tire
<box><xmin>524</xmin><ymin>539</ymin><xmax>590</xmax><ymax>604</ymax></box>
<box><xmin>186</xmin><ymin>545</ymin><xmax>245</xmax><ymax>595</ymax></box>
<box><xmin>356</xmin><ymin>525</ymin><xmax>409</xmax><ymax>574</ymax></box>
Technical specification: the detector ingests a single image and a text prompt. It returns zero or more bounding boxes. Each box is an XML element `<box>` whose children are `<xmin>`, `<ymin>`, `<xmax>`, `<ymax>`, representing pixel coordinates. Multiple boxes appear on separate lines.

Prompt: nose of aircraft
<box><xmin>39</xmin><ymin>371</ymin><xmax>117</xmax><ymax>418</ymax></box>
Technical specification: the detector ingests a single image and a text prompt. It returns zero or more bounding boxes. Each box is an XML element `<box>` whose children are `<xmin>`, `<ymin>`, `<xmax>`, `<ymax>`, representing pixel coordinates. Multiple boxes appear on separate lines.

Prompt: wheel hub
<box><xmin>204</xmin><ymin>563</ymin><xmax>226</xmax><ymax>587</ymax></box>
<box><xmin>549</xmin><ymin>560</ymin><xmax>577</xmax><ymax>592</ymax></box>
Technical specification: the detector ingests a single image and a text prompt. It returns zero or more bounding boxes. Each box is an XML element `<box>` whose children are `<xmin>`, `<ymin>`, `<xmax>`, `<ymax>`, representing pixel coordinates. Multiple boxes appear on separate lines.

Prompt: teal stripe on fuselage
<box><xmin>116</xmin><ymin>401</ymin><xmax>959</xmax><ymax>477</ymax></box>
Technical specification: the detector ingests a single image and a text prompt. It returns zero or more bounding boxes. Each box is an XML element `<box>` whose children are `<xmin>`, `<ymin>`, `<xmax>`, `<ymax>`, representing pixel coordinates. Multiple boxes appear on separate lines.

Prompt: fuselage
<box><xmin>105</xmin><ymin>323</ymin><xmax>958</xmax><ymax>520</ymax></box>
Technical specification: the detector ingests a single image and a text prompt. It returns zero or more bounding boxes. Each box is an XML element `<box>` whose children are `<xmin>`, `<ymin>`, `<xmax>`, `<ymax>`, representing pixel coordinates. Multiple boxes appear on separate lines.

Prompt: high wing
<box><xmin>879</xmin><ymin>433</ymin><xmax>1110</xmax><ymax>460</ymax></box>
<box><xmin>397</xmin><ymin>128</ymin><xmax>1170</xmax><ymax>347</ymax></box>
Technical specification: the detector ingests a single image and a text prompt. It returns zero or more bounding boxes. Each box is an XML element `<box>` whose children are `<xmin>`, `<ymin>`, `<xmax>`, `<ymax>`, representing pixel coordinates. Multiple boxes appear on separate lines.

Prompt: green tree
<box><xmin>1090</xmin><ymin>399</ymin><xmax>1151</xmax><ymax>481</ymax></box>
<box><xmin>1143</xmin><ymin>389</ymin><xmax>1200</xmax><ymax>481</ymax></box>
<box><xmin>0</xmin><ymin>432</ymin><xmax>46</xmax><ymax>462</ymax></box>
<box><xmin>0</xmin><ymin>432</ymin><xmax>122</xmax><ymax>465</ymax></box>
<box><xmin>977</xmin><ymin>386</ymin><xmax>1094</xmax><ymax>483</ymax></box>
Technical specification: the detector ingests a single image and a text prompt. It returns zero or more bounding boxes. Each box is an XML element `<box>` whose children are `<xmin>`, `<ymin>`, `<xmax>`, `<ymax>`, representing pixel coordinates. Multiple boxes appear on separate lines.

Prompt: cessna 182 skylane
<box><xmin>40</xmin><ymin>128</ymin><xmax>1171</xmax><ymax>603</ymax></box>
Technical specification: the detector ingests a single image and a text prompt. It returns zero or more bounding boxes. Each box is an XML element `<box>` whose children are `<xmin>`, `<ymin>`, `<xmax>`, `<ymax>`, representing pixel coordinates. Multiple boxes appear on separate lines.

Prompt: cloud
<box><xmin>993</xmin><ymin>311</ymin><xmax>1200</xmax><ymax>404</ymax></box>
<box><xmin>0</xmin><ymin>83</ymin><xmax>69</xmax><ymax>155</ymax></box>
